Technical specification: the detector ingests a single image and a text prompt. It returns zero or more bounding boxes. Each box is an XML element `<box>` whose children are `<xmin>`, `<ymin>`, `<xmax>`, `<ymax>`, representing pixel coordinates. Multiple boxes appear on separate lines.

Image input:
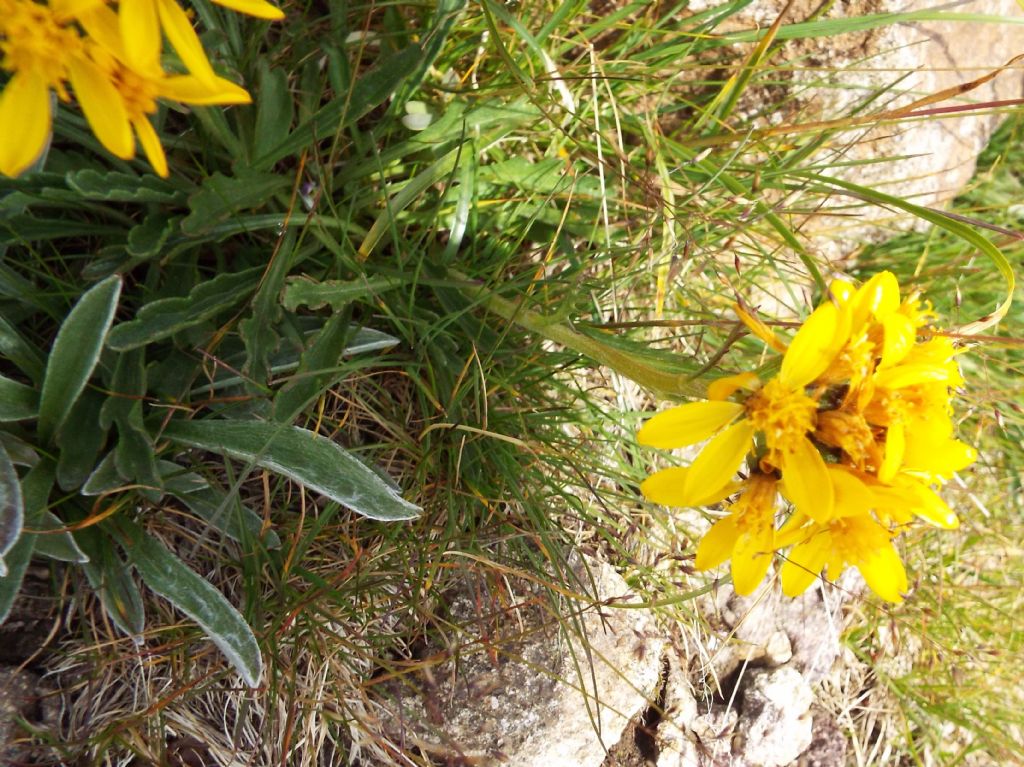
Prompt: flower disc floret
<box><xmin>0</xmin><ymin>0</ymin><xmax>82</xmax><ymax>91</ymax></box>
<box><xmin>744</xmin><ymin>377</ymin><xmax>819</xmax><ymax>468</ymax></box>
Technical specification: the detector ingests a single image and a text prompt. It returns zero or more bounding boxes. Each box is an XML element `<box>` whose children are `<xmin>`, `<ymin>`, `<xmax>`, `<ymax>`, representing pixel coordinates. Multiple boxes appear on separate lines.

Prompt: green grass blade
<box><xmin>254</xmin><ymin>43</ymin><xmax>424</xmax><ymax>168</ymax></box>
<box><xmin>794</xmin><ymin>172</ymin><xmax>1015</xmax><ymax>333</ymax></box>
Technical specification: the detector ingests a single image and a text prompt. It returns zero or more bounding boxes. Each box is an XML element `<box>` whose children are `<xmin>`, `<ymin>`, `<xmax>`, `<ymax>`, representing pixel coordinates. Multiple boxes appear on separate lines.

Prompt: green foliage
<box><xmin>0</xmin><ymin>3</ymin><xmax>431</xmax><ymax>684</ymax></box>
<box><xmin>1</xmin><ymin>0</ymin><xmax>1020</xmax><ymax>762</ymax></box>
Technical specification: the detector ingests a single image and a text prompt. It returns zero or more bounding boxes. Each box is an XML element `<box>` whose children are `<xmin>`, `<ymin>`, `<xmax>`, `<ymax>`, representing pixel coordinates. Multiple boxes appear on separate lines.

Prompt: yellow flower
<box><xmin>778</xmin><ymin>494</ymin><xmax>909</xmax><ymax>604</ymax></box>
<box><xmin>71</xmin><ymin>5</ymin><xmax>249</xmax><ymax>176</ymax></box>
<box><xmin>779</xmin><ymin>515</ymin><xmax>908</xmax><ymax>603</ymax></box>
<box><xmin>638</xmin><ymin>300</ymin><xmax>847</xmax><ymax>522</ymax></box>
<box><xmin>0</xmin><ymin>0</ymin><xmax>84</xmax><ymax>175</ymax></box>
<box><xmin>116</xmin><ymin>0</ymin><xmax>282</xmax><ymax>85</ymax></box>
<box><xmin>694</xmin><ymin>472</ymin><xmax>780</xmax><ymax>595</ymax></box>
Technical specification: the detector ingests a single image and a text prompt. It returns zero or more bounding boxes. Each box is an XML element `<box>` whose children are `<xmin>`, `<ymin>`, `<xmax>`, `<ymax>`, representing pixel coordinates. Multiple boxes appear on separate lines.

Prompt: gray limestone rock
<box><xmin>376</xmin><ymin>559</ymin><xmax>666</xmax><ymax>766</ymax></box>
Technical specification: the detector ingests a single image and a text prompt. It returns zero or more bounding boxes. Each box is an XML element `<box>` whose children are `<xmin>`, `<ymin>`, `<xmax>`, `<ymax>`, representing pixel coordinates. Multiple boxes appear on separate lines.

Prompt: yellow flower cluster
<box><xmin>638</xmin><ymin>272</ymin><xmax>976</xmax><ymax>603</ymax></box>
<box><xmin>0</xmin><ymin>0</ymin><xmax>283</xmax><ymax>177</ymax></box>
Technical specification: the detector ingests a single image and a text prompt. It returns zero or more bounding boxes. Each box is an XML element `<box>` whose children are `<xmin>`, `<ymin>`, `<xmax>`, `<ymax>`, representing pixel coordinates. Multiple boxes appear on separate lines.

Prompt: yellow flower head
<box><xmin>638</xmin><ymin>270</ymin><xmax>975</xmax><ymax>604</ymax></box>
<box><xmin>779</xmin><ymin>513</ymin><xmax>908</xmax><ymax>603</ymax></box>
<box><xmin>0</xmin><ymin>0</ymin><xmax>85</xmax><ymax>175</ymax></box>
<box><xmin>638</xmin><ymin>299</ymin><xmax>845</xmax><ymax>521</ymax></box>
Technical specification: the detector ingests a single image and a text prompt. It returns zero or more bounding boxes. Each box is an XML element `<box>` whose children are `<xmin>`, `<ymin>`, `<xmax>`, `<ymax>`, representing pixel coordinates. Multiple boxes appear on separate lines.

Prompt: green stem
<box><xmin>460</xmin><ymin>279</ymin><xmax>703</xmax><ymax>399</ymax></box>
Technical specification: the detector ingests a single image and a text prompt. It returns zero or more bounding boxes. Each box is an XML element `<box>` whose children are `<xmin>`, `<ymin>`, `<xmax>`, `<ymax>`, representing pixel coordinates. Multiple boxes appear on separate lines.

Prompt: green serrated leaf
<box><xmin>66</xmin><ymin>169</ymin><xmax>185</xmax><ymax>203</ymax></box>
<box><xmin>107</xmin><ymin>267</ymin><xmax>262</xmax><ymax>351</ymax></box>
<box><xmin>255</xmin><ymin>44</ymin><xmax>424</xmax><ymax>168</ymax></box>
<box><xmin>181</xmin><ymin>170</ymin><xmax>290</xmax><ymax>235</ymax></box>
<box><xmin>33</xmin><ymin>511</ymin><xmax>89</xmax><ymax>563</ymax></box>
<box><xmin>188</xmin><ymin>326</ymin><xmax>398</xmax><ymax>396</ymax></box>
<box><xmin>0</xmin><ymin>375</ymin><xmax>38</xmax><ymax>421</ymax></box>
<box><xmin>119</xmin><ymin>520</ymin><xmax>262</xmax><ymax>687</ymax></box>
<box><xmin>126</xmin><ymin>211</ymin><xmax>179</xmax><ymax>258</ymax></box>
<box><xmin>162</xmin><ymin>419</ymin><xmax>421</xmax><ymax>521</ymax></box>
<box><xmin>76</xmin><ymin>524</ymin><xmax>145</xmax><ymax>636</ymax></box>
<box><xmin>0</xmin><ymin>445</ymin><xmax>24</xmax><ymax>572</ymax></box>
<box><xmin>281</xmin><ymin>275</ymin><xmax>406</xmax><ymax>312</ymax></box>
<box><xmin>0</xmin><ymin>460</ymin><xmax>53</xmax><ymax>623</ymax></box>
<box><xmin>38</xmin><ymin>275</ymin><xmax>122</xmax><ymax>443</ymax></box>
<box><xmin>56</xmin><ymin>389</ymin><xmax>108</xmax><ymax>491</ymax></box>
<box><xmin>174</xmin><ymin>485</ymin><xmax>280</xmax><ymax>550</ymax></box>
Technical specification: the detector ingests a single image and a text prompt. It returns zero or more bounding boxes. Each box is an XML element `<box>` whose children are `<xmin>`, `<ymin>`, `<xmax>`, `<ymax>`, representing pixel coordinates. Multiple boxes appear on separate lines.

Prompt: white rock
<box><xmin>735</xmin><ymin>667</ymin><xmax>814</xmax><ymax>767</ymax></box>
<box><xmin>764</xmin><ymin>631</ymin><xmax>792</xmax><ymax>667</ymax></box>
<box><xmin>684</xmin><ymin>0</ymin><xmax>1024</xmax><ymax>260</ymax></box>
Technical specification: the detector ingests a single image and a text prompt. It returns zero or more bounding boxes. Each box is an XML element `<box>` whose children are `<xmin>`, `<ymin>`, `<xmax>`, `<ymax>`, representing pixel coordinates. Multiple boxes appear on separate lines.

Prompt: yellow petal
<box><xmin>77</xmin><ymin>5</ymin><xmax>127</xmax><ymax>60</ymax></box>
<box><xmin>857</xmin><ymin>544</ymin><xmax>907</xmax><ymax>603</ymax></box>
<box><xmin>159</xmin><ymin>75</ymin><xmax>252</xmax><ymax>105</ymax></box>
<box><xmin>637</xmin><ymin>401</ymin><xmax>743</xmax><ymax>450</ymax></box>
<box><xmin>775</xmin><ymin>510</ymin><xmax>810</xmax><ymax>545</ymax></box>
<box><xmin>707</xmin><ymin>372</ymin><xmax>760</xmax><ymax>402</ymax></box>
<box><xmin>781</xmin><ymin>529</ymin><xmax>830</xmax><ymax>597</ymax></box>
<box><xmin>829</xmin><ymin>277</ymin><xmax>856</xmax><ymax>305</ymax></box>
<box><xmin>682</xmin><ymin>419</ymin><xmax>755</xmax><ymax>503</ymax></box>
<box><xmin>779</xmin><ymin>436</ymin><xmax>834</xmax><ymax>523</ymax></box>
<box><xmin>903</xmin><ymin>436</ymin><xmax>976</xmax><ymax>480</ymax></box>
<box><xmin>879</xmin><ymin>421</ymin><xmax>905</xmax><ymax>483</ymax></box>
<box><xmin>210</xmin><ymin>0</ymin><xmax>285</xmax><ymax>19</ymax></box>
<box><xmin>0</xmin><ymin>72</ymin><xmax>52</xmax><ymax>177</ymax></box>
<box><xmin>731</xmin><ymin>523</ymin><xmax>774</xmax><ymax>595</ymax></box>
<box><xmin>157</xmin><ymin>0</ymin><xmax>217</xmax><ymax>84</ymax></box>
<box><xmin>641</xmin><ymin>467</ymin><xmax>735</xmax><ymax>508</ymax></box>
<box><xmin>852</xmin><ymin>271</ymin><xmax>900</xmax><ymax>326</ymax></box>
<box><xmin>780</xmin><ymin>302</ymin><xmax>843</xmax><ymax>389</ymax></box>
<box><xmin>695</xmin><ymin>517</ymin><xmax>739</xmax><ymax>571</ymax></box>
<box><xmin>828</xmin><ymin>467</ymin><xmax>874</xmax><ymax>518</ymax></box>
<box><xmin>734</xmin><ymin>303</ymin><xmax>787</xmax><ymax>353</ymax></box>
<box><xmin>879</xmin><ymin>311</ymin><xmax>915</xmax><ymax>369</ymax></box>
<box><xmin>897</xmin><ymin>476</ymin><xmax>959</xmax><ymax>529</ymax></box>
<box><xmin>869</xmin><ymin>482</ymin><xmax>915</xmax><ymax>525</ymax></box>
<box><xmin>120</xmin><ymin>0</ymin><xmax>162</xmax><ymax>75</ymax></box>
<box><xmin>69</xmin><ymin>56</ymin><xmax>134</xmax><ymax>159</ymax></box>
<box><xmin>132</xmin><ymin>115</ymin><xmax>168</xmax><ymax>177</ymax></box>
<box><xmin>873</xmin><ymin>364</ymin><xmax>953</xmax><ymax>389</ymax></box>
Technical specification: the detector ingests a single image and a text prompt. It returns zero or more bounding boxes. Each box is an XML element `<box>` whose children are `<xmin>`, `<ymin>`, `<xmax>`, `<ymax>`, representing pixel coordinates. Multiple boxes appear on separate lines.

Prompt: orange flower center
<box><xmin>110</xmin><ymin>62</ymin><xmax>159</xmax><ymax>117</ymax></box>
<box><xmin>815</xmin><ymin>409</ymin><xmax>881</xmax><ymax>472</ymax></box>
